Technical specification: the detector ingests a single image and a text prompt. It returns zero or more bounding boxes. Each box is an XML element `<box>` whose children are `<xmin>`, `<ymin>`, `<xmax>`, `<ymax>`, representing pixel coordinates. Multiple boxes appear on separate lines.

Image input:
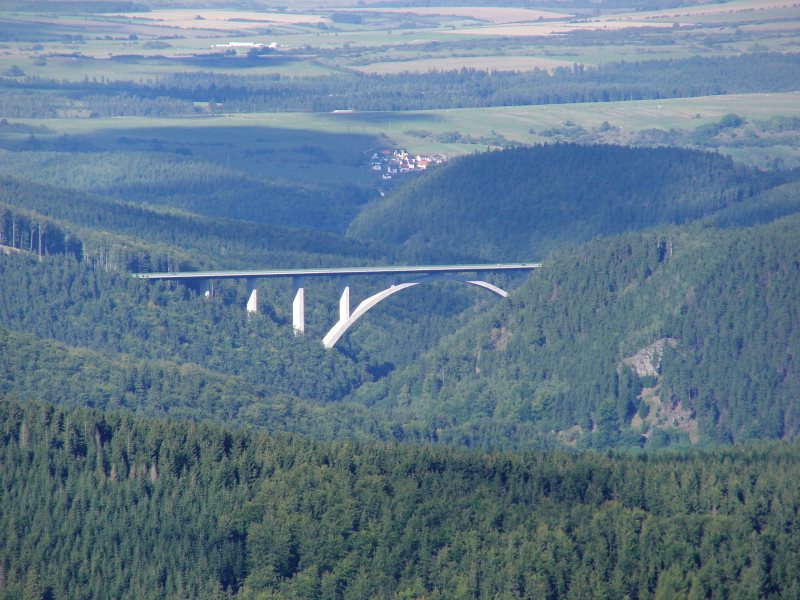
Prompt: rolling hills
<box><xmin>1</xmin><ymin>143</ymin><xmax>798</xmax><ymax>450</ymax></box>
<box><xmin>3</xmin><ymin>1</ymin><xmax>800</xmax><ymax>596</ymax></box>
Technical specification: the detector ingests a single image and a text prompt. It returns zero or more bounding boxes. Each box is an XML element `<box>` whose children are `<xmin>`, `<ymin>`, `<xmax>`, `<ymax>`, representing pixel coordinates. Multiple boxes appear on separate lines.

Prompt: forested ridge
<box><xmin>2</xmin><ymin>398</ymin><xmax>799</xmax><ymax>598</ymax></box>
<box><xmin>0</xmin><ymin>253</ymin><xmax>373</xmax><ymax>407</ymax></box>
<box><xmin>2</xmin><ymin>1</ymin><xmax>800</xmax><ymax>595</ymax></box>
<box><xmin>349</xmin><ymin>144</ymin><xmax>787</xmax><ymax>260</ymax></box>
<box><xmin>0</xmin><ymin>175</ymin><xmax>399</xmax><ymax>272</ymax></box>
<box><xmin>0</xmin><ymin>137</ymin><xmax>797</xmax><ymax>598</ymax></box>
<box><xmin>350</xmin><ymin>214</ymin><xmax>800</xmax><ymax>449</ymax></box>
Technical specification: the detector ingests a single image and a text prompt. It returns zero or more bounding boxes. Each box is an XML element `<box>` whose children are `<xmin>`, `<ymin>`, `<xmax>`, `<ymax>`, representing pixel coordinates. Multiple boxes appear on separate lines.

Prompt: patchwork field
<box><xmin>1</xmin><ymin>0</ymin><xmax>797</xmax><ymax>82</ymax></box>
<box><xmin>113</xmin><ymin>9</ymin><xmax>328</xmax><ymax>29</ymax></box>
<box><xmin>351</xmin><ymin>7</ymin><xmax>574</xmax><ymax>23</ymax></box>
<box><xmin>446</xmin><ymin>20</ymin><xmax>675</xmax><ymax>37</ymax></box>
<box><xmin>1</xmin><ymin>1</ymin><xmax>798</xmax><ymax>179</ymax></box>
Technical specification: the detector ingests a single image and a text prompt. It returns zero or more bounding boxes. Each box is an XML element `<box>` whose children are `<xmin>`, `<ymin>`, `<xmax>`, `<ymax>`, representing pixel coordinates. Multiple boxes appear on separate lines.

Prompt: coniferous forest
<box><xmin>2</xmin><ymin>399</ymin><xmax>799</xmax><ymax>598</ymax></box>
<box><xmin>2</xmin><ymin>0</ymin><xmax>800</xmax><ymax>597</ymax></box>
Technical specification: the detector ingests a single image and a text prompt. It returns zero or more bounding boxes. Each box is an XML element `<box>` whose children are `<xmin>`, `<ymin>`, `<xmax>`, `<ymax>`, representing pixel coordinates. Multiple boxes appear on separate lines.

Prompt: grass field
<box><xmin>351</xmin><ymin>7</ymin><xmax>574</xmax><ymax>24</ymax></box>
<box><xmin>113</xmin><ymin>9</ymin><xmax>328</xmax><ymax>29</ymax></box>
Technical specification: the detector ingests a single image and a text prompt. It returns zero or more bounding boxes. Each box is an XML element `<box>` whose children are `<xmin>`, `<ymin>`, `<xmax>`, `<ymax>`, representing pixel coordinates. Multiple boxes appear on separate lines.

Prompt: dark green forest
<box><xmin>0</xmin><ymin>153</ymin><xmax>373</xmax><ymax>234</ymax></box>
<box><xmin>2</xmin><ymin>398</ymin><xmax>799</xmax><ymax>598</ymax></box>
<box><xmin>352</xmin><ymin>215</ymin><xmax>800</xmax><ymax>449</ymax></box>
<box><xmin>0</xmin><ymin>144</ymin><xmax>798</xmax><ymax>452</ymax></box>
<box><xmin>1</xmin><ymin>205</ymin><xmax>798</xmax><ymax>449</ymax></box>
<box><xmin>349</xmin><ymin>144</ymin><xmax>786</xmax><ymax>260</ymax></box>
<box><xmin>2</xmin><ymin>0</ymin><xmax>800</xmax><ymax>595</ymax></box>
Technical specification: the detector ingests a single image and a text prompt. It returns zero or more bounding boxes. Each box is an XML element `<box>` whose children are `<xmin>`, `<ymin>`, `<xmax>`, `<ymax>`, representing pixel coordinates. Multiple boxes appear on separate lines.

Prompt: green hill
<box><xmin>0</xmin><ymin>175</ymin><xmax>392</xmax><ymax>271</ymax></box>
<box><xmin>2</xmin><ymin>213</ymin><xmax>797</xmax><ymax>451</ymax></box>
<box><xmin>349</xmin><ymin>214</ymin><xmax>800</xmax><ymax>449</ymax></box>
<box><xmin>348</xmin><ymin>144</ymin><xmax>784</xmax><ymax>260</ymax></box>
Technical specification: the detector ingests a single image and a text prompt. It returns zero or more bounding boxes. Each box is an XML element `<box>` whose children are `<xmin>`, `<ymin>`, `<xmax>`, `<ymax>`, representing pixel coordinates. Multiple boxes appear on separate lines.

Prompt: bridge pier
<box><xmin>339</xmin><ymin>286</ymin><xmax>350</xmax><ymax>322</ymax></box>
<box><xmin>246</xmin><ymin>278</ymin><xmax>258</xmax><ymax>314</ymax></box>
<box><xmin>188</xmin><ymin>278</ymin><xmax>211</xmax><ymax>298</ymax></box>
<box><xmin>292</xmin><ymin>278</ymin><xmax>305</xmax><ymax>335</ymax></box>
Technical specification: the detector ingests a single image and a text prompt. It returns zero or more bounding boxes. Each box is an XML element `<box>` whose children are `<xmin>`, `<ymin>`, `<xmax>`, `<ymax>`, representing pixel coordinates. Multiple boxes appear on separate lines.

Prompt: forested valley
<box><xmin>2</xmin><ymin>1</ymin><xmax>800</xmax><ymax>596</ymax></box>
<box><xmin>1</xmin><ymin>144</ymin><xmax>798</xmax><ymax>450</ymax></box>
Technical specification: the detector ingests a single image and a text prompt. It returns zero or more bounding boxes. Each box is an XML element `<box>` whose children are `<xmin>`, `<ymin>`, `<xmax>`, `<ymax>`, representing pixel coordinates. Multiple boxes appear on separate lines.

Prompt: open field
<box><xmin>625</xmin><ymin>0</ymin><xmax>800</xmax><ymax>21</ymax></box>
<box><xmin>1</xmin><ymin>2</ymin><xmax>798</xmax><ymax>172</ymax></box>
<box><xmin>113</xmin><ymin>9</ymin><xmax>328</xmax><ymax>29</ymax></box>
<box><xmin>445</xmin><ymin>20</ymin><xmax>675</xmax><ymax>37</ymax></box>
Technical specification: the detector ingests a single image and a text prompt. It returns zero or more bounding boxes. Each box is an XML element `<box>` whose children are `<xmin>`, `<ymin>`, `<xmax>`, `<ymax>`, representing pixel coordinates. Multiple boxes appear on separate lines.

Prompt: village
<box><xmin>368</xmin><ymin>148</ymin><xmax>447</xmax><ymax>184</ymax></box>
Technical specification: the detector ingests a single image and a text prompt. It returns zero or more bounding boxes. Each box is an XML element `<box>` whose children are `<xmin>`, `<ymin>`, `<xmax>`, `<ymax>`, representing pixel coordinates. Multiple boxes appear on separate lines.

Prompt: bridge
<box><xmin>135</xmin><ymin>263</ymin><xmax>540</xmax><ymax>348</ymax></box>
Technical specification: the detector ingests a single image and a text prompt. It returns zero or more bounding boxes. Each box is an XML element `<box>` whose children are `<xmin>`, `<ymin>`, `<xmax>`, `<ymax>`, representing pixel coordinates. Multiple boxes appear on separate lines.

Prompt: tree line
<box><xmin>1</xmin><ymin>53</ymin><xmax>797</xmax><ymax>117</ymax></box>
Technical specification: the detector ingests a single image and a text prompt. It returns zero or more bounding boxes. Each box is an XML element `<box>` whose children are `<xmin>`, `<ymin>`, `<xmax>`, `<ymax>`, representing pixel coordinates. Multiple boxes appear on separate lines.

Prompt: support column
<box><xmin>339</xmin><ymin>286</ymin><xmax>350</xmax><ymax>322</ymax></box>
<box><xmin>246</xmin><ymin>278</ymin><xmax>258</xmax><ymax>314</ymax></box>
<box><xmin>292</xmin><ymin>278</ymin><xmax>305</xmax><ymax>335</ymax></box>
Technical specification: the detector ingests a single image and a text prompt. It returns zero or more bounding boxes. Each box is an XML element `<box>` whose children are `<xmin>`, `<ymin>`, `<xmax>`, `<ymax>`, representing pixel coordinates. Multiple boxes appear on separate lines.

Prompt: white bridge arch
<box><xmin>321</xmin><ymin>277</ymin><xmax>510</xmax><ymax>348</ymax></box>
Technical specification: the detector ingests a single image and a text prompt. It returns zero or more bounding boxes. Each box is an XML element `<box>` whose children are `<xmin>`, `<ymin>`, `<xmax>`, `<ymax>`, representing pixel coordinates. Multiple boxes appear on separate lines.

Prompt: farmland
<box><xmin>2</xmin><ymin>92</ymin><xmax>799</xmax><ymax>183</ymax></box>
<box><xmin>1</xmin><ymin>0</ymin><xmax>798</xmax><ymax>80</ymax></box>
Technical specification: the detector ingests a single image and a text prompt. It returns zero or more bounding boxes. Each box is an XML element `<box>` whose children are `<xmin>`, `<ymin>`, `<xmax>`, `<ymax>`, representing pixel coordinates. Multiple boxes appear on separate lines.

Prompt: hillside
<box><xmin>0</xmin><ymin>151</ymin><xmax>372</xmax><ymax>234</ymax></box>
<box><xmin>3</xmin><ymin>2</ymin><xmax>800</xmax><ymax>596</ymax></box>
<box><xmin>0</xmin><ymin>143</ymin><xmax>797</xmax><ymax>452</ymax></box>
<box><xmin>2</xmin><ymin>398</ymin><xmax>799</xmax><ymax>598</ymax></box>
<box><xmin>0</xmin><ymin>175</ymin><xmax>393</xmax><ymax>271</ymax></box>
<box><xmin>348</xmin><ymin>214</ymin><xmax>800</xmax><ymax>449</ymax></box>
<box><xmin>348</xmin><ymin>144</ymin><xmax>784</xmax><ymax>260</ymax></box>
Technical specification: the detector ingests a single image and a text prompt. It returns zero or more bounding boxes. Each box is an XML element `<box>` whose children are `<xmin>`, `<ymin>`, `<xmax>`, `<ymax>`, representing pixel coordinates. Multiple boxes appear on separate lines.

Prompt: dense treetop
<box><xmin>2</xmin><ymin>398</ymin><xmax>799</xmax><ymax>598</ymax></box>
<box><xmin>2</xmin><ymin>209</ymin><xmax>798</xmax><ymax>450</ymax></box>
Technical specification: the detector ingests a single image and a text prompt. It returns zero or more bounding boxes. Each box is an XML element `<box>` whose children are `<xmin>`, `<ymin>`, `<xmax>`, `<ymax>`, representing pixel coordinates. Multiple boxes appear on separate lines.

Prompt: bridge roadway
<box><xmin>134</xmin><ymin>263</ymin><xmax>541</xmax><ymax>348</ymax></box>
<box><xmin>134</xmin><ymin>263</ymin><xmax>541</xmax><ymax>281</ymax></box>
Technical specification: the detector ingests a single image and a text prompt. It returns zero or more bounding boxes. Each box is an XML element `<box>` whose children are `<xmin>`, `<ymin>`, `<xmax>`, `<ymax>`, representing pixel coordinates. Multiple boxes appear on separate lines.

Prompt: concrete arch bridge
<box><xmin>135</xmin><ymin>263</ymin><xmax>540</xmax><ymax>348</ymax></box>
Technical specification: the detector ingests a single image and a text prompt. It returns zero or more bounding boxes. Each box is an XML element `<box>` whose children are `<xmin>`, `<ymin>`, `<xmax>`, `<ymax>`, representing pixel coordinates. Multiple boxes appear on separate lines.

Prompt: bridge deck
<box><xmin>134</xmin><ymin>263</ymin><xmax>541</xmax><ymax>281</ymax></box>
